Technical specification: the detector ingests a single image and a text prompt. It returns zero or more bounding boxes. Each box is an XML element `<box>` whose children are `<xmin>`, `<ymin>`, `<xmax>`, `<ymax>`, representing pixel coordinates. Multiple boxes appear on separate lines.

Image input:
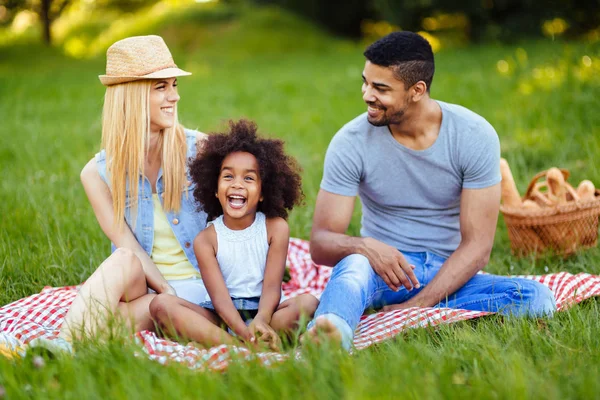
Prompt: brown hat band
<box><xmin>106</xmin><ymin>62</ymin><xmax>179</xmax><ymax>77</ymax></box>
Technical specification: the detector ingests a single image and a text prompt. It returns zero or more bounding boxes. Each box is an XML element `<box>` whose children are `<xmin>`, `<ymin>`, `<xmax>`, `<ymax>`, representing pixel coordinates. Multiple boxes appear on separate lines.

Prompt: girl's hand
<box><xmin>248</xmin><ymin>317</ymin><xmax>281</xmax><ymax>351</ymax></box>
<box><xmin>235</xmin><ymin>326</ymin><xmax>255</xmax><ymax>345</ymax></box>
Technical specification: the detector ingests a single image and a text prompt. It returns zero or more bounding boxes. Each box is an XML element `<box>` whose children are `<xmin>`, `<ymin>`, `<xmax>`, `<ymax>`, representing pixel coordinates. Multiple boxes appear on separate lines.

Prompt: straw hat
<box><xmin>99</xmin><ymin>35</ymin><xmax>191</xmax><ymax>86</ymax></box>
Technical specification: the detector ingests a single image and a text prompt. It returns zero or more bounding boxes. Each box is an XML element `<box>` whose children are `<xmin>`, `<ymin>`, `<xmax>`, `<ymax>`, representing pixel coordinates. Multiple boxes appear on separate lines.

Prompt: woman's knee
<box><xmin>110</xmin><ymin>248</ymin><xmax>144</xmax><ymax>278</ymax></box>
<box><xmin>112</xmin><ymin>247</ymin><xmax>137</xmax><ymax>262</ymax></box>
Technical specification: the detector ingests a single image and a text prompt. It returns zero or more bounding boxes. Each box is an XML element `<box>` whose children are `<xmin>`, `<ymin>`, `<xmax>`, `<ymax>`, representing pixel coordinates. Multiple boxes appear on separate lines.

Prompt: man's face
<box><xmin>361</xmin><ymin>61</ymin><xmax>410</xmax><ymax>126</ymax></box>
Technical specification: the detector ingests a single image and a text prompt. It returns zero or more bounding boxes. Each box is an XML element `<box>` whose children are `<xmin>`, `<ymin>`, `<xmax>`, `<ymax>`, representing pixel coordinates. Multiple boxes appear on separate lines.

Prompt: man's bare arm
<box><xmin>310</xmin><ymin>189</ymin><xmax>419</xmax><ymax>291</ymax></box>
<box><xmin>309</xmin><ymin>190</ymin><xmax>361</xmax><ymax>266</ymax></box>
<box><xmin>386</xmin><ymin>183</ymin><xmax>501</xmax><ymax>309</ymax></box>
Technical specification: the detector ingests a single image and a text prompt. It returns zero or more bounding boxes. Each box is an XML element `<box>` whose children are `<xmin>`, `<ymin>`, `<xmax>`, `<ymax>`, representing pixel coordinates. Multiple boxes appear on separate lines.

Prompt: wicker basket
<box><xmin>500</xmin><ymin>169</ymin><xmax>600</xmax><ymax>257</ymax></box>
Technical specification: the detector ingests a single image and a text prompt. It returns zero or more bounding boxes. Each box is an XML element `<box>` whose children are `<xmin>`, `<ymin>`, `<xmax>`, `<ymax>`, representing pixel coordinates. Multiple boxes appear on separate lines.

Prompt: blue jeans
<box><xmin>308</xmin><ymin>252</ymin><xmax>556</xmax><ymax>350</ymax></box>
<box><xmin>199</xmin><ymin>297</ymin><xmax>261</xmax><ymax>323</ymax></box>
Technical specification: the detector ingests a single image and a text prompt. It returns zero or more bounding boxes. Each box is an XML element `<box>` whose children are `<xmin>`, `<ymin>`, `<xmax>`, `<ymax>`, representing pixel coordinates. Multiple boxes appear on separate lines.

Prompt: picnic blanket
<box><xmin>2</xmin><ymin>238</ymin><xmax>600</xmax><ymax>370</ymax></box>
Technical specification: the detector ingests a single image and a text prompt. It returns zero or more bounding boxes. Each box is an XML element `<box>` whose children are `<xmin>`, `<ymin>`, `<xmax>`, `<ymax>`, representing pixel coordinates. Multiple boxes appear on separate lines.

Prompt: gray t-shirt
<box><xmin>321</xmin><ymin>100</ymin><xmax>501</xmax><ymax>258</ymax></box>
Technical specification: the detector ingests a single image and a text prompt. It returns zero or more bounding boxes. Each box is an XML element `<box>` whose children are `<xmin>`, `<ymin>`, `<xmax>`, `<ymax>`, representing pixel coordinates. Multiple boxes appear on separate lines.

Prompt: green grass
<box><xmin>1</xmin><ymin>3</ymin><xmax>600</xmax><ymax>398</ymax></box>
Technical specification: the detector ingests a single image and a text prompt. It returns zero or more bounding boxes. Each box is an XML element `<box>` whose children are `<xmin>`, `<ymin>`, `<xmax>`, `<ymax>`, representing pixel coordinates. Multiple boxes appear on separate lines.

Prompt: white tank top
<box><xmin>211</xmin><ymin>212</ymin><xmax>269</xmax><ymax>298</ymax></box>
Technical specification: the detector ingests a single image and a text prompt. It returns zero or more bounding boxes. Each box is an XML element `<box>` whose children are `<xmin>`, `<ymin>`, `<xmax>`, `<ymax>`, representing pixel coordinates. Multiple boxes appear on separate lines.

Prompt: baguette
<box><xmin>500</xmin><ymin>158</ymin><xmax>522</xmax><ymax>207</ymax></box>
<box><xmin>546</xmin><ymin>167</ymin><xmax>567</xmax><ymax>205</ymax></box>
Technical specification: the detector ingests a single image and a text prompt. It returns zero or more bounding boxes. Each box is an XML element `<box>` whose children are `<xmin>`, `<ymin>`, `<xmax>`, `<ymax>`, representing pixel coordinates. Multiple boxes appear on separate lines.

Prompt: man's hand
<box><xmin>382</xmin><ymin>299</ymin><xmax>421</xmax><ymax>312</ymax></box>
<box><xmin>362</xmin><ymin>237</ymin><xmax>420</xmax><ymax>291</ymax></box>
<box><xmin>248</xmin><ymin>317</ymin><xmax>281</xmax><ymax>351</ymax></box>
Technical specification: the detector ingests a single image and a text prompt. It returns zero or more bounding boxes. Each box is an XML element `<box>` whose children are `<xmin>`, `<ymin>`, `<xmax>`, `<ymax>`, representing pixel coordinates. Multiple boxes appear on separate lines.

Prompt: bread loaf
<box><xmin>546</xmin><ymin>167</ymin><xmax>567</xmax><ymax>205</ymax></box>
<box><xmin>576</xmin><ymin>180</ymin><xmax>596</xmax><ymax>201</ymax></box>
<box><xmin>500</xmin><ymin>158</ymin><xmax>522</xmax><ymax>207</ymax></box>
<box><xmin>522</xmin><ymin>199</ymin><xmax>541</xmax><ymax>210</ymax></box>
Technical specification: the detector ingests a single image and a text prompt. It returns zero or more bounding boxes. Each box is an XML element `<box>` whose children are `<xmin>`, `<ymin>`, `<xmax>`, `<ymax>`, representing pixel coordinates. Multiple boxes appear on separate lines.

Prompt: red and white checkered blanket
<box><xmin>2</xmin><ymin>238</ymin><xmax>599</xmax><ymax>370</ymax></box>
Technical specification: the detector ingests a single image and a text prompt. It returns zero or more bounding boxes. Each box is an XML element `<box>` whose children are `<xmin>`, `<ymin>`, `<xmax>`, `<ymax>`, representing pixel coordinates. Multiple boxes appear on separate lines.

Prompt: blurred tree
<box><xmin>94</xmin><ymin>0</ymin><xmax>159</xmax><ymax>13</ymax></box>
<box><xmin>0</xmin><ymin>0</ymin><xmax>162</xmax><ymax>45</ymax></box>
<box><xmin>372</xmin><ymin>0</ymin><xmax>600</xmax><ymax>41</ymax></box>
<box><xmin>0</xmin><ymin>0</ymin><xmax>27</xmax><ymax>27</ymax></box>
<box><xmin>253</xmin><ymin>0</ymin><xmax>599</xmax><ymax>41</ymax></box>
<box><xmin>254</xmin><ymin>0</ymin><xmax>373</xmax><ymax>37</ymax></box>
<box><xmin>0</xmin><ymin>0</ymin><xmax>72</xmax><ymax>44</ymax></box>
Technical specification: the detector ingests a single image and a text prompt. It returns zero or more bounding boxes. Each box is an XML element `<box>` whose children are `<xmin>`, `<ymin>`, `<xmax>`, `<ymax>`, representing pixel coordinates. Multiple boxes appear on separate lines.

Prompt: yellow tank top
<box><xmin>151</xmin><ymin>194</ymin><xmax>201</xmax><ymax>280</ymax></box>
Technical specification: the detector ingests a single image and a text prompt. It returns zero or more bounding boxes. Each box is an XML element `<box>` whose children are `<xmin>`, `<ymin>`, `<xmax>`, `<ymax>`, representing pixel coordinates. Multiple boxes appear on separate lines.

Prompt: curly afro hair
<box><xmin>189</xmin><ymin>119</ymin><xmax>304</xmax><ymax>222</ymax></box>
<box><xmin>364</xmin><ymin>31</ymin><xmax>435</xmax><ymax>92</ymax></box>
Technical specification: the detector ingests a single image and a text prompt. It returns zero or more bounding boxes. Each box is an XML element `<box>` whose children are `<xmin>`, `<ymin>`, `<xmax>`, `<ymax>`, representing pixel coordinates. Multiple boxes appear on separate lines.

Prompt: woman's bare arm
<box><xmin>80</xmin><ymin>157</ymin><xmax>173</xmax><ymax>294</ymax></box>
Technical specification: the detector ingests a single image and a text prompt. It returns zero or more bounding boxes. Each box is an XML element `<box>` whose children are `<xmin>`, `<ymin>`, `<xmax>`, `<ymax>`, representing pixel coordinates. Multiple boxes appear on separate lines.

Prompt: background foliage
<box><xmin>2</xmin><ymin>0</ymin><xmax>599</xmax><ymax>44</ymax></box>
<box><xmin>1</xmin><ymin>1</ymin><xmax>599</xmax><ymax>398</ymax></box>
<box><xmin>256</xmin><ymin>0</ymin><xmax>600</xmax><ymax>41</ymax></box>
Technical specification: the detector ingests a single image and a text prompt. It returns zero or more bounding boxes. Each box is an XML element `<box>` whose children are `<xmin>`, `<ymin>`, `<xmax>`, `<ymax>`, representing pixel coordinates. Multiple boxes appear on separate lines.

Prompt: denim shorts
<box><xmin>199</xmin><ymin>297</ymin><xmax>261</xmax><ymax>323</ymax></box>
<box><xmin>147</xmin><ymin>277</ymin><xmax>208</xmax><ymax>305</ymax></box>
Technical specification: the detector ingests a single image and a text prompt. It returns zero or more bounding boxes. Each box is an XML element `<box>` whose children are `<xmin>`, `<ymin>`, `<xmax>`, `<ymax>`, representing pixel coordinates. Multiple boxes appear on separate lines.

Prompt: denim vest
<box><xmin>94</xmin><ymin>129</ymin><xmax>207</xmax><ymax>272</ymax></box>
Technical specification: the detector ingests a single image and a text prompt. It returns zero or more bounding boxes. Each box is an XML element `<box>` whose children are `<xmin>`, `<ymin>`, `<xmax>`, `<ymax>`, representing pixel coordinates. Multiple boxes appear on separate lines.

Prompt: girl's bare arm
<box><xmin>194</xmin><ymin>227</ymin><xmax>251</xmax><ymax>340</ymax></box>
<box><xmin>256</xmin><ymin>217</ymin><xmax>289</xmax><ymax>324</ymax></box>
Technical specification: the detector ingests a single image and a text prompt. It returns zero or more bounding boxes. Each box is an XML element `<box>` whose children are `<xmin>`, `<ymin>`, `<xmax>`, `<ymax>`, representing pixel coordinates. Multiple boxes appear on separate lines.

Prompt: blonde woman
<box><xmin>32</xmin><ymin>36</ymin><xmax>208</xmax><ymax>352</ymax></box>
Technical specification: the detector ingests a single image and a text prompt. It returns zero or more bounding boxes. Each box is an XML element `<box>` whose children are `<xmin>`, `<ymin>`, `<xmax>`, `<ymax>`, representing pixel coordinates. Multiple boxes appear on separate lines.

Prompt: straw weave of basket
<box><xmin>500</xmin><ymin>169</ymin><xmax>600</xmax><ymax>257</ymax></box>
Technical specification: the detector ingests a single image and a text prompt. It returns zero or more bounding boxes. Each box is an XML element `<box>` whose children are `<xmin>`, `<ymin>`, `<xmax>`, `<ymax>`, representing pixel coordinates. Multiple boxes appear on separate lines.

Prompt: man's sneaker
<box><xmin>28</xmin><ymin>337</ymin><xmax>74</xmax><ymax>357</ymax></box>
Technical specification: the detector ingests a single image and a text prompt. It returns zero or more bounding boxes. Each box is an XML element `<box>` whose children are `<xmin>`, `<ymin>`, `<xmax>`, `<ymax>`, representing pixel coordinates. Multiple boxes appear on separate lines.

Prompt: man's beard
<box><xmin>367</xmin><ymin>103</ymin><xmax>407</xmax><ymax>126</ymax></box>
<box><xmin>366</xmin><ymin>107</ymin><xmax>406</xmax><ymax>127</ymax></box>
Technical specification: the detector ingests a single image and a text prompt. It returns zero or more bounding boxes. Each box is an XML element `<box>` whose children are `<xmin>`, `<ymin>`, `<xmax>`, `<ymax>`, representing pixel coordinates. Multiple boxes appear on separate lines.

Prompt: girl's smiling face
<box><xmin>217</xmin><ymin>151</ymin><xmax>263</xmax><ymax>229</ymax></box>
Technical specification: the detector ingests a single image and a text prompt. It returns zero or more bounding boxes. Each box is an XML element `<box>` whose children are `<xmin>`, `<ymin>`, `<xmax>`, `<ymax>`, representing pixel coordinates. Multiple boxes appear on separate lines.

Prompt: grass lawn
<box><xmin>1</xmin><ymin>3</ymin><xmax>600</xmax><ymax>398</ymax></box>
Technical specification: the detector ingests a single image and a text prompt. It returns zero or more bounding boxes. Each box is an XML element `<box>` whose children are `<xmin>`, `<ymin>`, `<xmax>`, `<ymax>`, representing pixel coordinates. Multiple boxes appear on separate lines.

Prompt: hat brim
<box><xmin>99</xmin><ymin>67</ymin><xmax>192</xmax><ymax>86</ymax></box>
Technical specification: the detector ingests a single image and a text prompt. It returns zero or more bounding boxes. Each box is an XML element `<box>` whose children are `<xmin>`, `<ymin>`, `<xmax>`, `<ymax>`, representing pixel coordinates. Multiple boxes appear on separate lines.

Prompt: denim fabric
<box><xmin>309</xmin><ymin>252</ymin><xmax>556</xmax><ymax>350</ymax></box>
<box><xmin>95</xmin><ymin>129</ymin><xmax>207</xmax><ymax>272</ymax></box>
<box><xmin>200</xmin><ymin>297</ymin><xmax>261</xmax><ymax>323</ymax></box>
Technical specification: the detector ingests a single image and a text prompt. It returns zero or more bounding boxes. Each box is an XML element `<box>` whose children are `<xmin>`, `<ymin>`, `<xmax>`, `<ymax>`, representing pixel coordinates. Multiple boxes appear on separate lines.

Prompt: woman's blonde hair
<box><xmin>101</xmin><ymin>80</ymin><xmax>188</xmax><ymax>229</ymax></box>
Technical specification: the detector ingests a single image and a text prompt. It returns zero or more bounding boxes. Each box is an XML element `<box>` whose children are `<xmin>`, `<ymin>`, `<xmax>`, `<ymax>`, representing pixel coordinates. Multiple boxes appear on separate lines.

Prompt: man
<box><xmin>305</xmin><ymin>31</ymin><xmax>555</xmax><ymax>350</ymax></box>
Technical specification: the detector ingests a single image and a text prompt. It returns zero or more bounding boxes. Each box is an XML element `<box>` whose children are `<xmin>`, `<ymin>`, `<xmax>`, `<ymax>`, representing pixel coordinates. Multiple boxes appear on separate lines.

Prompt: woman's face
<box><xmin>149</xmin><ymin>77</ymin><xmax>180</xmax><ymax>133</ymax></box>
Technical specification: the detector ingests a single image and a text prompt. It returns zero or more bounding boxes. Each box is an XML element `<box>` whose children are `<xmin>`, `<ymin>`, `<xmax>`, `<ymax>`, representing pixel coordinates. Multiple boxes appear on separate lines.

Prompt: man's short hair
<box><xmin>364</xmin><ymin>31</ymin><xmax>435</xmax><ymax>92</ymax></box>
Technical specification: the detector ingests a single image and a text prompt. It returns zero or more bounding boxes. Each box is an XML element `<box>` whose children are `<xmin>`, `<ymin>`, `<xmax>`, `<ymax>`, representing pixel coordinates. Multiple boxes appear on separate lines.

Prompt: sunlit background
<box><xmin>1</xmin><ymin>0</ymin><xmax>599</xmax><ymax>52</ymax></box>
<box><xmin>1</xmin><ymin>0</ymin><xmax>599</xmax><ymax>294</ymax></box>
<box><xmin>1</xmin><ymin>1</ymin><xmax>600</xmax><ymax>397</ymax></box>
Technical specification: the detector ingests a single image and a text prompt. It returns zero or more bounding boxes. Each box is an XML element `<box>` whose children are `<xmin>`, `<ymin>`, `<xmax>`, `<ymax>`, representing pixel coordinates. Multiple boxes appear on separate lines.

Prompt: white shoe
<box><xmin>0</xmin><ymin>333</ymin><xmax>26</xmax><ymax>359</ymax></box>
<box><xmin>28</xmin><ymin>337</ymin><xmax>74</xmax><ymax>356</ymax></box>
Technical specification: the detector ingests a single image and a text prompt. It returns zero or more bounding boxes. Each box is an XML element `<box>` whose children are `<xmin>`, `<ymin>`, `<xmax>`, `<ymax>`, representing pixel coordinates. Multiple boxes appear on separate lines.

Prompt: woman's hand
<box><xmin>158</xmin><ymin>282</ymin><xmax>177</xmax><ymax>296</ymax></box>
<box><xmin>248</xmin><ymin>316</ymin><xmax>281</xmax><ymax>351</ymax></box>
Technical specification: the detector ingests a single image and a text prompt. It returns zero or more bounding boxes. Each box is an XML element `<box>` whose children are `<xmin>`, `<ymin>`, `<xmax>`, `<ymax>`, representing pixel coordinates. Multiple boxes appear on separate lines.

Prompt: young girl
<box><xmin>150</xmin><ymin>120</ymin><xmax>319</xmax><ymax>350</ymax></box>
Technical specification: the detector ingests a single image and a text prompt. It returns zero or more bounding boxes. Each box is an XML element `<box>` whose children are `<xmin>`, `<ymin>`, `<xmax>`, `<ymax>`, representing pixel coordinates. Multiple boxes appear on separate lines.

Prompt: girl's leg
<box><xmin>116</xmin><ymin>294</ymin><xmax>157</xmax><ymax>332</ymax></box>
<box><xmin>59</xmin><ymin>248</ymin><xmax>151</xmax><ymax>341</ymax></box>
<box><xmin>270</xmin><ymin>294</ymin><xmax>319</xmax><ymax>333</ymax></box>
<box><xmin>149</xmin><ymin>294</ymin><xmax>236</xmax><ymax>347</ymax></box>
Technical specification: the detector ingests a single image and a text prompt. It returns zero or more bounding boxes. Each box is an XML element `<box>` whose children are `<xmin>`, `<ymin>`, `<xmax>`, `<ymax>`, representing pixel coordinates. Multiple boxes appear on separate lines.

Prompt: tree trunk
<box><xmin>40</xmin><ymin>0</ymin><xmax>52</xmax><ymax>45</ymax></box>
